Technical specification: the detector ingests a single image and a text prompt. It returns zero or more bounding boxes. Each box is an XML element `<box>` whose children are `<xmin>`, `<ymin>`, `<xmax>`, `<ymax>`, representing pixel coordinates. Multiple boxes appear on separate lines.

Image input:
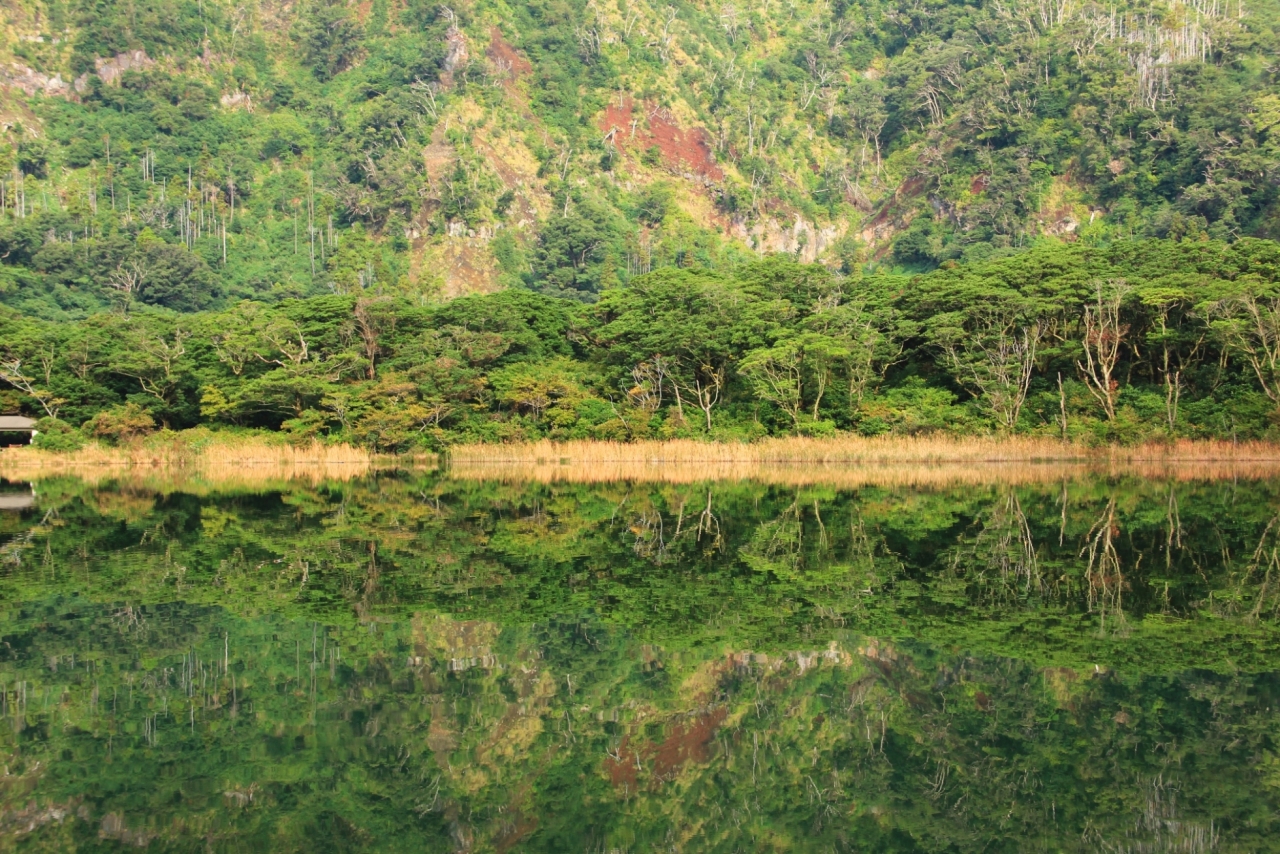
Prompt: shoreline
<box><xmin>4</xmin><ymin>434</ymin><xmax>1280</xmax><ymax>488</ymax></box>
<box><xmin>0</xmin><ymin>435</ymin><xmax>383</xmax><ymax>486</ymax></box>
<box><xmin>444</xmin><ymin>437</ymin><xmax>1280</xmax><ymax>486</ymax></box>
<box><xmin>6</xmin><ymin>434</ymin><xmax>1280</xmax><ymax>468</ymax></box>
<box><xmin>444</xmin><ymin>436</ymin><xmax>1280</xmax><ymax>464</ymax></box>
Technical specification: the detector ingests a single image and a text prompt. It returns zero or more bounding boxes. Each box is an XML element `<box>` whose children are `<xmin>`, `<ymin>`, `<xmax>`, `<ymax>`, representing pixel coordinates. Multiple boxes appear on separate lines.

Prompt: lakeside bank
<box><xmin>6</xmin><ymin>432</ymin><xmax>1280</xmax><ymax>488</ymax></box>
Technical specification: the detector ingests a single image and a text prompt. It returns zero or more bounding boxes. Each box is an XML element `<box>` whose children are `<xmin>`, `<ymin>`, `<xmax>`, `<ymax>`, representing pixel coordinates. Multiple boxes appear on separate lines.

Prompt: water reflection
<box><xmin>0</xmin><ymin>472</ymin><xmax>1278</xmax><ymax>851</ymax></box>
<box><xmin>0</xmin><ymin>480</ymin><xmax>34</xmax><ymax>511</ymax></box>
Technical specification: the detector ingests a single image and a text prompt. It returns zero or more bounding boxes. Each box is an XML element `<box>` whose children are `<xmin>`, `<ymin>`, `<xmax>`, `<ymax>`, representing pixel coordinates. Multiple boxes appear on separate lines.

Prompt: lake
<box><xmin>1</xmin><ymin>469</ymin><xmax>1278</xmax><ymax>852</ymax></box>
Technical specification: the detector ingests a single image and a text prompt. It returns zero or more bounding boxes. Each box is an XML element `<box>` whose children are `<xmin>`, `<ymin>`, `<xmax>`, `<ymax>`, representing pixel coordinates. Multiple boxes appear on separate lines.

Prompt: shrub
<box><xmin>32</xmin><ymin>418</ymin><xmax>85</xmax><ymax>452</ymax></box>
<box><xmin>83</xmin><ymin>404</ymin><xmax>156</xmax><ymax>444</ymax></box>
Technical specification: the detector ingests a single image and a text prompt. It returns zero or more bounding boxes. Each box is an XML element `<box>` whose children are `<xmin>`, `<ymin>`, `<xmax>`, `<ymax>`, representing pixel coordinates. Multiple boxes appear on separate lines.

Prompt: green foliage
<box><xmin>0</xmin><ymin>0</ymin><xmax>1279</xmax><ymax>443</ymax></box>
<box><xmin>30</xmin><ymin>416</ymin><xmax>83</xmax><ymax>451</ymax></box>
<box><xmin>1</xmin><ymin>0</ymin><xmax>1279</xmax><ymax>323</ymax></box>
<box><xmin>1</xmin><ymin>240</ymin><xmax>1280</xmax><ymax>444</ymax></box>
<box><xmin>83</xmin><ymin>401</ymin><xmax>156</xmax><ymax>442</ymax></box>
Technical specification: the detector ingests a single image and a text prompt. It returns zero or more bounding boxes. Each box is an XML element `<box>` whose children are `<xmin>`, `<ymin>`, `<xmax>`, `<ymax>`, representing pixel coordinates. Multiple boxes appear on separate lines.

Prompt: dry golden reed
<box><xmin>447</xmin><ymin>436</ymin><xmax>1280</xmax><ymax>465</ymax></box>
<box><xmin>0</xmin><ymin>434</ymin><xmax>375</xmax><ymax>487</ymax></box>
<box><xmin>446</xmin><ymin>437</ymin><xmax>1280</xmax><ymax>488</ymax></box>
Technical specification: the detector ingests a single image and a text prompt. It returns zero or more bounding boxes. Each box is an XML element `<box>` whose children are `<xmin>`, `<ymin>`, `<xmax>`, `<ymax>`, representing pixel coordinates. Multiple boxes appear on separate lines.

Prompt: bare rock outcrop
<box><xmin>73</xmin><ymin>50</ymin><xmax>155</xmax><ymax>93</ymax></box>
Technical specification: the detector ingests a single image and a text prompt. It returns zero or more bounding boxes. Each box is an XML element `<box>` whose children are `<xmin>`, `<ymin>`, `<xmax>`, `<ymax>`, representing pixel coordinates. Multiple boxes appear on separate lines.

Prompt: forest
<box><xmin>3</xmin><ymin>0</ymin><xmax>1280</xmax><ymax>447</ymax></box>
<box><xmin>5</xmin><ymin>239</ymin><xmax>1280</xmax><ymax>448</ymax></box>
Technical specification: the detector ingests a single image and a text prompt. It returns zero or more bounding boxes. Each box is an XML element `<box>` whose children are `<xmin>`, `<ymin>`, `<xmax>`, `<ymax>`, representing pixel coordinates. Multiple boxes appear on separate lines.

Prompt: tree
<box><xmin>596</xmin><ymin>269</ymin><xmax>775</xmax><ymax>432</ymax></box>
<box><xmin>299</xmin><ymin>0</ymin><xmax>364</xmax><ymax>81</ymax></box>
<box><xmin>1213</xmin><ymin>290</ymin><xmax>1280</xmax><ymax>405</ymax></box>
<box><xmin>84</xmin><ymin>403</ymin><xmax>156</xmax><ymax>442</ymax></box>
<box><xmin>1141</xmin><ymin>286</ymin><xmax>1204</xmax><ymax>434</ymax></box>
<box><xmin>106</xmin><ymin>259</ymin><xmax>146</xmax><ymax>315</ymax></box>
<box><xmin>111</xmin><ymin>321</ymin><xmax>191</xmax><ymax>422</ymax></box>
<box><xmin>940</xmin><ymin>311</ymin><xmax>1042</xmax><ymax>432</ymax></box>
<box><xmin>806</xmin><ymin>300</ymin><xmax>898</xmax><ymax>412</ymax></box>
<box><xmin>1077</xmin><ymin>279</ymin><xmax>1131</xmax><ymax>422</ymax></box>
<box><xmin>133</xmin><ymin>242</ymin><xmax>219</xmax><ymax>312</ymax></box>
<box><xmin>740</xmin><ymin>340</ymin><xmax>803</xmax><ymax>430</ymax></box>
<box><xmin>0</xmin><ymin>357</ymin><xmax>63</xmax><ymax>419</ymax></box>
<box><xmin>531</xmin><ymin>196</ymin><xmax>623</xmax><ymax>301</ymax></box>
<box><xmin>353</xmin><ymin>296</ymin><xmax>396</xmax><ymax>380</ymax></box>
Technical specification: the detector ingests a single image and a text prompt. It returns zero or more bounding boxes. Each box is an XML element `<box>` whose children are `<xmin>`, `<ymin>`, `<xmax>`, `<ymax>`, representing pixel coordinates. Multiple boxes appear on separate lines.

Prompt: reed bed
<box><xmin>446</xmin><ymin>436</ymin><xmax>1280</xmax><ymax>464</ymax></box>
<box><xmin>446</xmin><ymin>437</ymin><xmax>1280</xmax><ymax>487</ymax></box>
<box><xmin>446</xmin><ymin>458</ymin><xmax>1280</xmax><ymax>488</ymax></box>
<box><xmin>0</xmin><ymin>435</ymin><xmax>376</xmax><ymax>487</ymax></box>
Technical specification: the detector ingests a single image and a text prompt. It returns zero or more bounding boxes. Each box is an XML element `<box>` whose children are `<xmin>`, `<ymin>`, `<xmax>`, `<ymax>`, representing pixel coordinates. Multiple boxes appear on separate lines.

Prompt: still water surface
<box><xmin>1</xmin><ymin>471</ymin><xmax>1279</xmax><ymax>852</ymax></box>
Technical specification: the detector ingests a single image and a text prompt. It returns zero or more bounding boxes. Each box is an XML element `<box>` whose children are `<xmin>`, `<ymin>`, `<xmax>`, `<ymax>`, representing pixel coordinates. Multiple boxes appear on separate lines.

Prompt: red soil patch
<box><xmin>599</xmin><ymin>97</ymin><xmax>724</xmax><ymax>181</ymax></box>
<box><xmin>487</xmin><ymin>27</ymin><xmax>532</xmax><ymax>85</ymax></box>
<box><xmin>494</xmin><ymin>812</ymin><xmax>538</xmax><ymax>854</ymax></box>
<box><xmin>867</xmin><ymin>175</ymin><xmax>927</xmax><ymax>230</ymax></box>
<box><xmin>602</xmin><ymin>706</ymin><xmax>729</xmax><ymax>790</ymax></box>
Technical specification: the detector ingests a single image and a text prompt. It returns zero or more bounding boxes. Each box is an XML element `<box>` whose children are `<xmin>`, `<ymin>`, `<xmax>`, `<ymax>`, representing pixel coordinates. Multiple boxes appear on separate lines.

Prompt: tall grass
<box><xmin>446</xmin><ymin>436</ymin><xmax>1280</xmax><ymax>464</ymax></box>
<box><xmin>446</xmin><ymin>458</ymin><xmax>1280</xmax><ymax>488</ymax></box>
<box><xmin>445</xmin><ymin>436</ymin><xmax>1280</xmax><ymax>487</ymax></box>
<box><xmin>0</xmin><ymin>433</ymin><xmax>375</xmax><ymax>486</ymax></box>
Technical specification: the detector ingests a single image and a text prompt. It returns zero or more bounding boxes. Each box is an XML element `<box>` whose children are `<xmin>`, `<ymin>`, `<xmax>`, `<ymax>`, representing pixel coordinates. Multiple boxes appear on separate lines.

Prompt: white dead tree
<box><xmin>943</xmin><ymin>313</ymin><xmax>1042</xmax><ymax>432</ymax></box>
<box><xmin>1213</xmin><ymin>292</ymin><xmax>1280</xmax><ymax>405</ymax></box>
<box><xmin>107</xmin><ymin>259</ymin><xmax>147</xmax><ymax>315</ymax></box>
<box><xmin>1077</xmin><ymin>279</ymin><xmax>1131</xmax><ymax>421</ymax></box>
<box><xmin>0</xmin><ymin>358</ymin><xmax>62</xmax><ymax>419</ymax></box>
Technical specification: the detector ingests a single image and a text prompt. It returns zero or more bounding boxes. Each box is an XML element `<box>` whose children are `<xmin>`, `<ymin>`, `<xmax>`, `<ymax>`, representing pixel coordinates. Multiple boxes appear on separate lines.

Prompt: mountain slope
<box><xmin>1</xmin><ymin>0</ymin><xmax>1278</xmax><ymax>314</ymax></box>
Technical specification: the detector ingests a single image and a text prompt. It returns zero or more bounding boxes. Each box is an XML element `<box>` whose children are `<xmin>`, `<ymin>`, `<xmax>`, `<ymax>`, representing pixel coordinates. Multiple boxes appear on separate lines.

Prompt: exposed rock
<box><xmin>0</xmin><ymin>798</ymin><xmax>86</xmax><ymax>837</ymax></box>
<box><xmin>220</xmin><ymin>90</ymin><xmax>253</xmax><ymax>111</ymax></box>
<box><xmin>0</xmin><ymin>62</ymin><xmax>71</xmax><ymax>98</ymax></box>
<box><xmin>99</xmin><ymin>812</ymin><xmax>154</xmax><ymax>847</ymax></box>
<box><xmin>73</xmin><ymin>50</ymin><xmax>155</xmax><ymax>93</ymax></box>
<box><xmin>443</xmin><ymin>26</ymin><xmax>468</xmax><ymax>73</ymax></box>
<box><xmin>734</xmin><ymin>215</ymin><xmax>841</xmax><ymax>264</ymax></box>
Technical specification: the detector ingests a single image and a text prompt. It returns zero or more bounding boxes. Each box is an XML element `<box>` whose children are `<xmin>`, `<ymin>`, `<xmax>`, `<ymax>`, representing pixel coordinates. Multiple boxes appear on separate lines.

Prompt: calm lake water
<box><xmin>1</xmin><ymin>471</ymin><xmax>1279</xmax><ymax>852</ymax></box>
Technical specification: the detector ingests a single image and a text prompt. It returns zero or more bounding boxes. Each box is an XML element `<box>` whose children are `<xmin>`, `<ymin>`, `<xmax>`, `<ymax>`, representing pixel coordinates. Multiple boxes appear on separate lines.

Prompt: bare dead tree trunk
<box><xmin>944</xmin><ymin>315</ymin><xmax>1042</xmax><ymax>432</ymax></box>
<box><xmin>1077</xmin><ymin>279</ymin><xmax>1130</xmax><ymax>421</ymax></box>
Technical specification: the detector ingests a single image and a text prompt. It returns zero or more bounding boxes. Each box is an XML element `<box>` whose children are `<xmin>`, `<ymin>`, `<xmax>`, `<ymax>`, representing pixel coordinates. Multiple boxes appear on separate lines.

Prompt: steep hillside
<box><xmin>1</xmin><ymin>0</ymin><xmax>1279</xmax><ymax>314</ymax></box>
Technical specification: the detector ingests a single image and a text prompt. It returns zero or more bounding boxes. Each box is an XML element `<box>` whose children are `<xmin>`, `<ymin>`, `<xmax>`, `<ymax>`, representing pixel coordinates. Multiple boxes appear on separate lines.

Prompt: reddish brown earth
<box><xmin>603</xmin><ymin>706</ymin><xmax>729</xmax><ymax>790</ymax></box>
<box><xmin>487</xmin><ymin>27</ymin><xmax>532</xmax><ymax>87</ymax></box>
<box><xmin>599</xmin><ymin>98</ymin><xmax>725</xmax><ymax>181</ymax></box>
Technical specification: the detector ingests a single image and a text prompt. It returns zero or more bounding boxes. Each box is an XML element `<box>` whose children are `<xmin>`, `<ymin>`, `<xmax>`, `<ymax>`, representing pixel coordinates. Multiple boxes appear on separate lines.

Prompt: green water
<box><xmin>1</xmin><ymin>472</ymin><xmax>1279</xmax><ymax>852</ymax></box>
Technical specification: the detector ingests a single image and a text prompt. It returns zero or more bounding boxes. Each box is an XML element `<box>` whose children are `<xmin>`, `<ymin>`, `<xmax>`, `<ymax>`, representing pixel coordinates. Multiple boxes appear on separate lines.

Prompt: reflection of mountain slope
<box><xmin>0</xmin><ymin>598</ymin><xmax>1272</xmax><ymax>851</ymax></box>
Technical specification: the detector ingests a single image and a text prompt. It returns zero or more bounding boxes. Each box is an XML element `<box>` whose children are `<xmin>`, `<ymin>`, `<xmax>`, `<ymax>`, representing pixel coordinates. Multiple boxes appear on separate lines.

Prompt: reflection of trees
<box><xmin>1082</xmin><ymin>498</ymin><xmax>1129</xmax><ymax>636</ymax></box>
<box><xmin>738</xmin><ymin>496</ymin><xmax>900</xmax><ymax>626</ymax></box>
<box><xmin>1213</xmin><ymin>515</ymin><xmax>1280</xmax><ymax>623</ymax></box>
<box><xmin>627</xmin><ymin>488</ymin><xmax>724</xmax><ymax>564</ymax></box>
<box><xmin>7</xmin><ymin>473</ymin><xmax>1280</xmax><ymax>666</ymax></box>
<box><xmin>0</xmin><ymin>489</ymin><xmax>1279</xmax><ymax>848</ymax></box>
<box><xmin>1087</xmin><ymin>773</ymin><xmax>1222</xmax><ymax>853</ymax></box>
<box><xmin>965</xmin><ymin>490</ymin><xmax>1044</xmax><ymax>604</ymax></box>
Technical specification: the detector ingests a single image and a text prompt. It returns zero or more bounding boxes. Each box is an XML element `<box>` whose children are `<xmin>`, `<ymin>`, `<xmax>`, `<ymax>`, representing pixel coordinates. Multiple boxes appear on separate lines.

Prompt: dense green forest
<box><xmin>6</xmin><ymin>240</ymin><xmax>1280</xmax><ymax>446</ymax></box>
<box><xmin>3</xmin><ymin>0</ymin><xmax>1280</xmax><ymax>444</ymax></box>
<box><xmin>2</xmin><ymin>473</ymin><xmax>1279</xmax><ymax>849</ymax></box>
